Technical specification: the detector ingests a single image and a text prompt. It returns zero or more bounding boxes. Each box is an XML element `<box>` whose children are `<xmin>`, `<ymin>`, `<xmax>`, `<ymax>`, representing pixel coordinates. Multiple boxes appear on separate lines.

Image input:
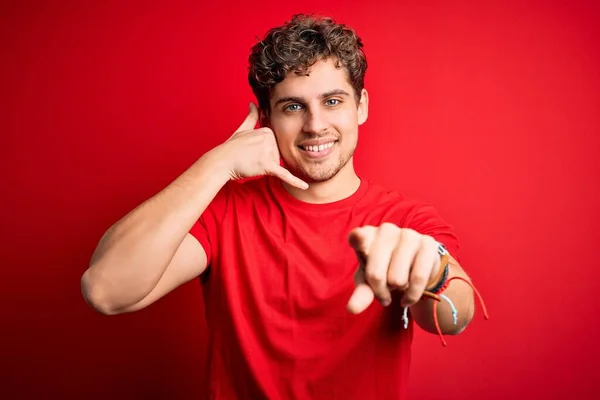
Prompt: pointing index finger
<box><xmin>348</xmin><ymin>226</ymin><xmax>377</xmax><ymax>254</ymax></box>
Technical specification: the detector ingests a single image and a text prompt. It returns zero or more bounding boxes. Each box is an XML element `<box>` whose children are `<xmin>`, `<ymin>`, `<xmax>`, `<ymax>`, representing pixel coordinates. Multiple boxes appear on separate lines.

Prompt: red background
<box><xmin>2</xmin><ymin>0</ymin><xmax>599</xmax><ymax>398</ymax></box>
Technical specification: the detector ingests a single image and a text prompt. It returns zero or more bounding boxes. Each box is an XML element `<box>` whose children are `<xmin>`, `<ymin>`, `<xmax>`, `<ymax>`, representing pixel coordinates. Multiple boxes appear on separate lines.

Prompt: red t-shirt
<box><xmin>189</xmin><ymin>176</ymin><xmax>459</xmax><ymax>399</ymax></box>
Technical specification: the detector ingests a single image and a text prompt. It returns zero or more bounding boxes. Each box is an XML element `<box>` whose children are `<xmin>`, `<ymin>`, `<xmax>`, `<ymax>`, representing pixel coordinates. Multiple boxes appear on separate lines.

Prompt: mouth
<box><xmin>298</xmin><ymin>140</ymin><xmax>337</xmax><ymax>153</ymax></box>
<box><xmin>297</xmin><ymin>140</ymin><xmax>337</xmax><ymax>159</ymax></box>
<box><xmin>297</xmin><ymin>141</ymin><xmax>336</xmax><ymax>153</ymax></box>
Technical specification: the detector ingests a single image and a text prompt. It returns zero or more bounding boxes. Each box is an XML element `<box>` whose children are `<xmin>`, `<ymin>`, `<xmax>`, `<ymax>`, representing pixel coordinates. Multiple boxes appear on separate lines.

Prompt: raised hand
<box><xmin>219</xmin><ymin>103</ymin><xmax>308</xmax><ymax>190</ymax></box>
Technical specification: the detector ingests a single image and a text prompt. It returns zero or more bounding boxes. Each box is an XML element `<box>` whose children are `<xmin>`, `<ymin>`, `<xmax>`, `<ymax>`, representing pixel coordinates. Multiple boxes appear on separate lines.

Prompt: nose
<box><xmin>302</xmin><ymin>107</ymin><xmax>329</xmax><ymax>135</ymax></box>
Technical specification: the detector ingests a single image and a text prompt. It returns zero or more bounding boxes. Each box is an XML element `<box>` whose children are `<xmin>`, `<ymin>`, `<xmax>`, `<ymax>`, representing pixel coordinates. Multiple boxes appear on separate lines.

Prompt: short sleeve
<box><xmin>389</xmin><ymin>201</ymin><xmax>461</xmax><ymax>261</ymax></box>
<box><xmin>188</xmin><ymin>184</ymin><xmax>230</xmax><ymax>267</ymax></box>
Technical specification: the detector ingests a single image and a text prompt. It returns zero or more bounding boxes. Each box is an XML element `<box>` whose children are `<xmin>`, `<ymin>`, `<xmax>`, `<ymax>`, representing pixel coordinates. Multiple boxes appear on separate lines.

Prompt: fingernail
<box><xmin>382</xmin><ymin>299</ymin><xmax>391</xmax><ymax>307</ymax></box>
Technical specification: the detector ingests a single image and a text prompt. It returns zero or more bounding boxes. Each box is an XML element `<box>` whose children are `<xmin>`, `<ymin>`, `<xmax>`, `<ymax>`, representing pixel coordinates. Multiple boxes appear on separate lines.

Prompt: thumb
<box><xmin>347</xmin><ymin>268</ymin><xmax>375</xmax><ymax>314</ymax></box>
<box><xmin>234</xmin><ymin>103</ymin><xmax>259</xmax><ymax>134</ymax></box>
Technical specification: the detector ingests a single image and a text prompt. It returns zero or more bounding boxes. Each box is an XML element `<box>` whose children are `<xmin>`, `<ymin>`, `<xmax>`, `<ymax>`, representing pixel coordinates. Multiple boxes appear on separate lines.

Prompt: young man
<box><xmin>82</xmin><ymin>14</ymin><xmax>483</xmax><ymax>399</ymax></box>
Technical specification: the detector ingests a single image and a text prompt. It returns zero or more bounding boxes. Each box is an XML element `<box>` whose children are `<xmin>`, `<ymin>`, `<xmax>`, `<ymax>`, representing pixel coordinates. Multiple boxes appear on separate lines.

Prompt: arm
<box><xmin>409</xmin><ymin>253</ymin><xmax>475</xmax><ymax>335</ymax></box>
<box><xmin>81</xmin><ymin>149</ymin><xmax>230</xmax><ymax>315</ymax></box>
<box><xmin>81</xmin><ymin>103</ymin><xmax>307</xmax><ymax>315</ymax></box>
<box><xmin>347</xmin><ymin>205</ymin><xmax>482</xmax><ymax>338</ymax></box>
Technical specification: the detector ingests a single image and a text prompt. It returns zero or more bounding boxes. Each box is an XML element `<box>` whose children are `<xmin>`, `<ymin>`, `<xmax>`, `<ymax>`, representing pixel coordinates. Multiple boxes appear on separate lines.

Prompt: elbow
<box><xmin>416</xmin><ymin>300</ymin><xmax>476</xmax><ymax>336</ymax></box>
<box><xmin>80</xmin><ymin>269</ymin><xmax>121</xmax><ymax>316</ymax></box>
<box><xmin>444</xmin><ymin>320</ymin><xmax>471</xmax><ymax>336</ymax></box>
<box><xmin>444</xmin><ymin>304</ymin><xmax>475</xmax><ymax>336</ymax></box>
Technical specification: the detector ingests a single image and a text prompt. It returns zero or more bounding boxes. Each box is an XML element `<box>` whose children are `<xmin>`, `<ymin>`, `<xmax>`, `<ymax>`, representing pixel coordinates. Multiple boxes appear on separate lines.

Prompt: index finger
<box><xmin>348</xmin><ymin>226</ymin><xmax>377</xmax><ymax>255</ymax></box>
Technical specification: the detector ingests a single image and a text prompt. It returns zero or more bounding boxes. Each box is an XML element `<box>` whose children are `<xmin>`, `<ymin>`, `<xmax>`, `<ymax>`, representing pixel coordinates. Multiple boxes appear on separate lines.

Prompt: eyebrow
<box><xmin>273</xmin><ymin>89</ymin><xmax>351</xmax><ymax>106</ymax></box>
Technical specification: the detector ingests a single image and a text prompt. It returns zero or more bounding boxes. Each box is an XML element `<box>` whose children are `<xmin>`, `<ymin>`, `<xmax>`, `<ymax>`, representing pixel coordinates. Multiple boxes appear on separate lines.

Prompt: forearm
<box><xmin>410</xmin><ymin>257</ymin><xmax>475</xmax><ymax>335</ymax></box>
<box><xmin>81</xmin><ymin>148</ymin><xmax>230</xmax><ymax>310</ymax></box>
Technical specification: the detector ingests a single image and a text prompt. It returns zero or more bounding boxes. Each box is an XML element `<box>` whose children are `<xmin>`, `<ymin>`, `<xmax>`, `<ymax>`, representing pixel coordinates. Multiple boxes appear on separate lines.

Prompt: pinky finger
<box><xmin>268</xmin><ymin>165</ymin><xmax>309</xmax><ymax>190</ymax></box>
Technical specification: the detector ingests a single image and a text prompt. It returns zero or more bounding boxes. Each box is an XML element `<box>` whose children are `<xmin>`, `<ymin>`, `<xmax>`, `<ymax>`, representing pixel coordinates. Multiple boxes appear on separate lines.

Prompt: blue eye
<box><xmin>285</xmin><ymin>104</ymin><xmax>302</xmax><ymax>112</ymax></box>
<box><xmin>325</xmin><ymin>99</ymin><xmax>340</xmax><ymax>106</ymax></box>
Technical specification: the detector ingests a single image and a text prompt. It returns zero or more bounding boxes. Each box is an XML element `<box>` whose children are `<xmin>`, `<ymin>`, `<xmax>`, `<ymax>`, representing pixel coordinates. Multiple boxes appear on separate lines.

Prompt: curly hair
<box><xmin>248</xmin><ymin>14</ymin><xmax>368</xmax><ymax>116</ymax></box>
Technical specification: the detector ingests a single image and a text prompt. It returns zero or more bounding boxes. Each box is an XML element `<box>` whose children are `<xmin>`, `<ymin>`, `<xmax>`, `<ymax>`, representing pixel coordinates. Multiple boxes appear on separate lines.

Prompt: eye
<box><xmin>325</xmin><ymin>98</ymin><xmax>341</xmax><ymax>106</ymax></box>
<box><xmin>284</xmin><ymin>103</ymin><xmax>303</xmax><ymax>112</ymax></box>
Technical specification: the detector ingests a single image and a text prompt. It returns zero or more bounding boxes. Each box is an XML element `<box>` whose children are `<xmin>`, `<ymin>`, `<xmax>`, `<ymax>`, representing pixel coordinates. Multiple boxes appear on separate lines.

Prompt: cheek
<box><xmin>342</xmin><ymin>132</ymin><xmax>358</xmax><ymax>151</ymax></box>
<box><xmin>338</xmin><ymin>116</ymin><xmax>359</xmax><ymax>141</ymax></box>
<box><xmin>274</xmin><ymin>134</ymin><xmax>294</xmax><ymax>152</ymax></box>
<box><xmin>272</xmin><ymin>120</ymin><xmax>301</xmax><ymax>146</ymax></box>
<box><xmin>336</xmin><ymin>109</ymin><xmax>357</xmax><ymax>127</ymax></box>
<box><xmin>272</xmin><ymin>131</ymin><xmax>297</xmax><ymax>155</ymax></box>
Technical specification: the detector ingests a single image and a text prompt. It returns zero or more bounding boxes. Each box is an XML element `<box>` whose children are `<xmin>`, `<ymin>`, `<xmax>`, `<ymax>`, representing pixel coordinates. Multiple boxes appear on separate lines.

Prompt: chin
<box><xmin>295</xmin><ymin>162</ymin><xmax>345</xmax><ymax>183</ymax></box>
<box><xmin>284</xmin><ymin>147</ymin><xmax>354</xmax><ymax>184</ymax></box>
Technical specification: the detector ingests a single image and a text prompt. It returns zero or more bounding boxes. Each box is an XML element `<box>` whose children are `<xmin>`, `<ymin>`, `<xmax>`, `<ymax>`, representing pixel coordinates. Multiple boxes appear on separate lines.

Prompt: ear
<box><xmin>357</xmin><ymin>88</ymin><xmax>369</xmax><ymax>126</ymax></box>
<box><xmin>259</xmin><ymin>108</ymin><xmax>270</xmax><ymax>128</ymax></box>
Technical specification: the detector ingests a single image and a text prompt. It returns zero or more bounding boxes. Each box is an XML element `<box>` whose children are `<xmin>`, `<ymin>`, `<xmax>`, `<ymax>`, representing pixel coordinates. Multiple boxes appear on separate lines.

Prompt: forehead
<box><xmin>271</xmin><ymin>58</ymin><xmax>353</xmax><ymax>100</ymax></box>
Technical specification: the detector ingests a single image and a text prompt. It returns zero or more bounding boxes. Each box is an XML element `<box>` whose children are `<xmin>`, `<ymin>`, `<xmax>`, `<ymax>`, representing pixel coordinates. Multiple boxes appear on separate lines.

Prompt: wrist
<box><xmin>196</xmin><ymin>145</ymin><xmax>236</xmax><ymax>184</ymax></box>
<box><xmin>425</xmin><ymin>241</ymin><xmax>450</xmax><ymax>292</ymax></box>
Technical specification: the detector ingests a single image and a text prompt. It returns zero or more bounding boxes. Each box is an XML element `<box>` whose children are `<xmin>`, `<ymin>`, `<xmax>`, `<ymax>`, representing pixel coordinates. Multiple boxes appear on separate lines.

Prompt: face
<box><xmin>266</xmin><ymin>58</ymin><xmax>368</xmax><ymax>183</ymax></box>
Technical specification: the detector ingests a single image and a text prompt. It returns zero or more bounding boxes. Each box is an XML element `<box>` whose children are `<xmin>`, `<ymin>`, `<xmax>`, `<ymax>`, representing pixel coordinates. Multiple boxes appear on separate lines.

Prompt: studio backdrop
<box><xmin>2</xmin><ymin>1</ymin><xmax>599</xmax><ymax>399</ymax></box>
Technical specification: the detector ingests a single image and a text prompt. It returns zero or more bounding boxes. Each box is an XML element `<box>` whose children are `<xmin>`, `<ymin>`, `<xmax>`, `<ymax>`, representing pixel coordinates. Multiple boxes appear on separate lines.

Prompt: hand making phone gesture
<box><xmin>219</xmin><ymin>103</ymin><xmax>308</xmax><ymax>190</ymax></box>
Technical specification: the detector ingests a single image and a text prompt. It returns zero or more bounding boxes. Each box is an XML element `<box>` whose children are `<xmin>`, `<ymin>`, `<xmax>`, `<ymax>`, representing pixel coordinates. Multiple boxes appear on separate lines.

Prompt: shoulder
<box><xmin>359</xmin><ymin>180</ymin><xmax>460</xmax><ymax>255</ymax></box>
<box><xmin>359</xmin><ymin>180</ymin><xmax>432</xmax><ymax>225</ymax></box>
<box><xmin>209</xmin><ymin>176</ymin><xmax>274</xmax><ymax>211</ymax></box>
<box><xmin>225</xmin><ymin>176</ymin><xmax>271</xmax><ymax>200</ymax></box>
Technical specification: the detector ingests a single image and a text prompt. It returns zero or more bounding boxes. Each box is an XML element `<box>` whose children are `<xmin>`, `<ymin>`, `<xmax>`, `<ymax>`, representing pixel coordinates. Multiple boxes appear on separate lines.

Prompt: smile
<box><xmin>297</xmin><ymin>140</ymin><xmax>337</xmax><ymax>159</ymax></box>
<box><xmin>299</xmin><ymin>142</ymin><xmax>335</xmax><ymax>153</ymax></box>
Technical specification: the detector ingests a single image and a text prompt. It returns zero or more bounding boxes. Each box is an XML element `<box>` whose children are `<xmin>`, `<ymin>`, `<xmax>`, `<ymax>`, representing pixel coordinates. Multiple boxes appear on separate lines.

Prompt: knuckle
<box><xmin>361</xmin><ymin>225</ymin><xmax>377</xmax><ymax>234</ymax></box>
<box><xmin>401</xmin><ymin>228</ymin><xmax>418</xmax><ymax>239</ymax></box>
<box><xmin>376</xmin><ymin>296</ymin><xmax>391</xmax><ymax>305</ymax></box>
<box><xmin>410</xmin><ymin>274</ymin><xmax>428</xmax><ymax>287</ymax></box>
<box><xmin>423</xmin><ymin>234</ymin><xmax>436</xmax><ymax>248</ymax></box>
<box><xmin>258</xmin><ymin>159</ymin><xmax>270</xmax><ymax>170</ymax></box>
<box><xmin>387</xmin><ymin>275</ymin><xmax>407</xmax><ymax>289</ymax></box>
<box><xmin>403</xmin><ymin>293</ymin><xmax>419</xmax><ymax>305</ymax></box>
<box><xmin>373</xmin><ymin>286</ymin><xmax>391</xmax><ymax>299</ymax></box>
<box><xmin>400</xmin><ymin>229</ymin><xmax>422</xmax><ymax>248</ymax></box>
<box><xmin>257</xmin><ymin>129</ymin><xmax>271</xmax><ymax>139</ymax></box>
<box><xmin>365</xmin><ymin>270</ymin><xmax>384</xmax><ymax>285</ymax></box>
<box><xmin>261</xmin><ymin>128</ymin><xmax>275</xmax><ymax>138</ymax></box>
<box><xmin>380</xmin><ymin>222</ymin><xmax>399</xmax><ymax>234</ymax></box>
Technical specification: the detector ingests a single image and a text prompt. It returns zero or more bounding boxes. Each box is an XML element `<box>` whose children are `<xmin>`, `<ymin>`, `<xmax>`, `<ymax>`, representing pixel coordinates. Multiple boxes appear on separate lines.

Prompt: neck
<box><xmin>281</xmin><ymin>159</ymin><xmax>361</xmax><ymax>204</ymax></box>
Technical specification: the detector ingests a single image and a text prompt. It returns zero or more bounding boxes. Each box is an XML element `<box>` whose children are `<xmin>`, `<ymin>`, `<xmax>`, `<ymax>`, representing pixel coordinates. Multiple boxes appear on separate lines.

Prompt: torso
<box><xmin>193</xmin><ymin>176</ymin><xmax>457</xmax><ymax>399</ymax></box>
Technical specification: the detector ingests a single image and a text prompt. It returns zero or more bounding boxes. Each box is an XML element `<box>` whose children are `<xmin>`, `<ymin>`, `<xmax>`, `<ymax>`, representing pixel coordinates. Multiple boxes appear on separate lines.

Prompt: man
<box><xmin>81</xmin><ymin>14</ymin><xmax>485</xmax><ymax>399</ymax></box>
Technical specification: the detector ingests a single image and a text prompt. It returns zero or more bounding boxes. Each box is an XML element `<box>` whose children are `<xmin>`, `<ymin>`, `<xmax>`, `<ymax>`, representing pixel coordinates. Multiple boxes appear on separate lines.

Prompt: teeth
<box><xmin>302</xmin><ymin>142</ymin><xmax>334</xmax><ymax>152</ymax></box>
